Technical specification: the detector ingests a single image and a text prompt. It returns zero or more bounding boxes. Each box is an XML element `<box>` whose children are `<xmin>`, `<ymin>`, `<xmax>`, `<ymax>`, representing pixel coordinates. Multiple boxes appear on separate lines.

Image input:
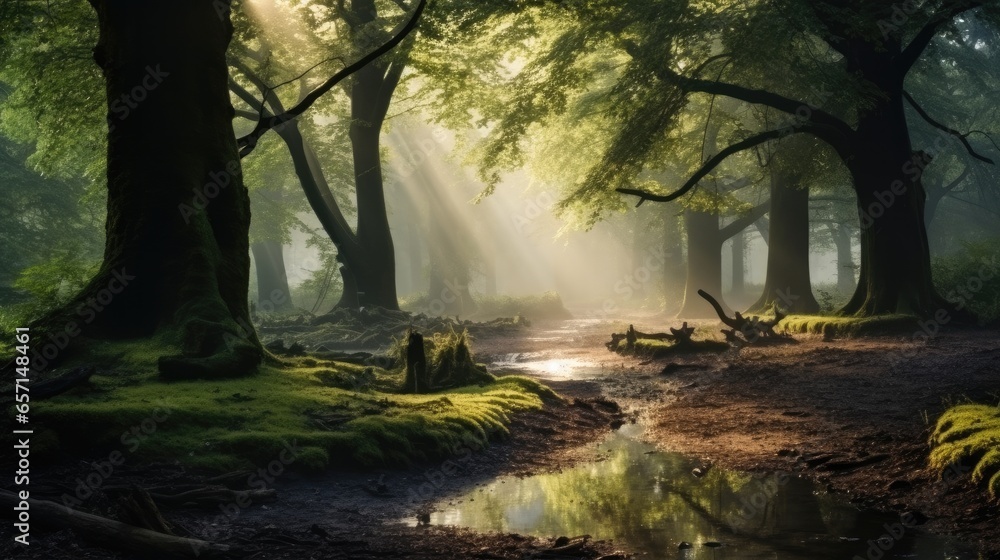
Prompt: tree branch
<box><xmin>616</xmin><ymin>126</ymin><xmax>803</xmax><ymax>206</ymax></box>
<box><xmin>236</xmin><ymin>0</ymin><xmax>428</xmax><ymax>158</ymax></box>
<box><xmin>622</xmin><ymin>41</ymin><xmax>855</xmax><ymax>150</ymax></box>
<box><xmin>720</xmin><ymin>201</ymin><xmax>771</xmax><ymax>241</ymax></box>
<box><xmin>897</xmin><ymin>0</ymin><xmax>984</xmax><ymax>76</ymax></box>
<box><xmin>903</xmin><ymin>90</ymin><xmax>995</xmax><ymax>164</ymax></box>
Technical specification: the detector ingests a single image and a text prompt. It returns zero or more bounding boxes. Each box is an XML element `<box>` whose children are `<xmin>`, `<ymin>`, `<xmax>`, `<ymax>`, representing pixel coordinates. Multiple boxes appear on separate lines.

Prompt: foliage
<box><xmin>932</xmin><ymin>239</ymin><xmax>1000</xmax><ymax>324</ymax></box>
<box><xmin>931</xmin><ymin>403</ymin><xmax>1000</xmax><ymax>500</ymax></box>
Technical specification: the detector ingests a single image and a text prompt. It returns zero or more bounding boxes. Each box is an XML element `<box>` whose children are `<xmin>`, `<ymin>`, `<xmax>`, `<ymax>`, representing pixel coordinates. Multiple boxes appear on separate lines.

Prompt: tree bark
<box><xmin>749</xmin><ymin>169</ymin><xmax>819</xmax><ymax>314</ymax></box>
<box><xmin>251</xmin><ymin>240</ymin><xmax>293</xmax><ymax>312</ymax></box>
<box><xmin>344</xmin><ymin>0</ymin><xmax>403</xmax><ymax>310</ymax></box>
<box><xmin>678</xmin><ymin>209</ymin><xmax>726</xmax><ymax>318</ymax></box>
<box><xmin>841</xmin><ymin>86</ymin><xmax>942</xmax><ymax>316</ymax></box>
<box><xmin>56</xmin><ymin>0</ymin><xmax>263</xmax><ymax>378</ymax></box>
<box><xmin>829</xmin><ymin>223</ymin><xmax>856</xmax><ymax>294</ymax></box>
<box><xmin>730</xmin><ymin>228</ymin><xmax>746</xmax><ymax>299</ymax></box>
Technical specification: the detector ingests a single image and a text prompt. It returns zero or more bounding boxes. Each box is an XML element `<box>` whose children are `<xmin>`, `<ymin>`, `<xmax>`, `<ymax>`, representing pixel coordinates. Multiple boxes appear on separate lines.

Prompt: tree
<box><xmin>230</xmin><ymin>0</ymin><xmax>429</xmax><ymax>312</ymax></box>
<box><xmin>427</xmin><ymin>0</ymin><xmax>1000</xmax><ymax>318</ymax></box>
<box><xmin>42</xmin><ymin>0</ymin><xmax>265</xmax><ymax>378</ymax></box>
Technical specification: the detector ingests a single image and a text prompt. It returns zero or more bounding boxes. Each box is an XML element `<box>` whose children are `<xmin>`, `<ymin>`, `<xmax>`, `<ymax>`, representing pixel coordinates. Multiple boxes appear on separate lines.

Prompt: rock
<box><xmin>678</xmin><ymin>541</ymin><xmax>693</xmax><ymax>549</ymax></box>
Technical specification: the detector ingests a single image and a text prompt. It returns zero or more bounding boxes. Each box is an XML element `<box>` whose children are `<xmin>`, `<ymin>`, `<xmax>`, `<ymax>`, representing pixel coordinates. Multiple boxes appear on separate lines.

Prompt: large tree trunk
<box><xmin>250</xmin><ymin>240</ymin><xmax>293</xmax><ymax>312</ymax></box>
<box><xmin>841</xmin><ymin>90</ymin><xmax>942</xmax><ymax>316</ymax></box>
<box><xmin>53</xmin><ymin>0</ymin><xmax>262</xmax><ymax>378</ymax></box>
<box><xmin>749</xmin><ymin>169</ymin><xmax>819</xmax><ymax>314</ymax></box>
<box><xmin>678</xmin><ymin>209</ymin><xmax>727</xmax><ymax>318</ymax></box>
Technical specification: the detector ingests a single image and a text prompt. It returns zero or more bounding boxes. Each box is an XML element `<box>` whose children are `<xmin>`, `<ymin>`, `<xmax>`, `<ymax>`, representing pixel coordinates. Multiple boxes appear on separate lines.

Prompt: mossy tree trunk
<box><xmin>59</xmin><ymin>0</ymin><xmax>263</xmax><ymax>378</ymax></box>
<box><xmin>748</xmin><ymin>169</ymin><xmax>819</xmax><ymax>314</ymax></box>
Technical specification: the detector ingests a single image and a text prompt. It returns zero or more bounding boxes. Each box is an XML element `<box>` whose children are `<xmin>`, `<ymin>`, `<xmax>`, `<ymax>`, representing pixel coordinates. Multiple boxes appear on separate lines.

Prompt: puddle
<box><xmin>415</xmin><ymin>427</ymin><xmax>973</xmax><ymax>559</ymax></box>
<box><xmin>490</xmin><ymin>356</ymin><xmax>611</xmax><ymax>380</ymax></box>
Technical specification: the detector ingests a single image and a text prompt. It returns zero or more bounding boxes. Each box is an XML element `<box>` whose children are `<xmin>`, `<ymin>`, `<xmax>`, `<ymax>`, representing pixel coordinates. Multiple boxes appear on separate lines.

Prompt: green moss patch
<box><xmin>24</xmin><ymin>342</ymin><xmax>554</xmax><ymax>472</ymax></box>
<box><xmin>780</xmin><ymin>314</ymin><xmax>918</xmax><ymax>337</ymax></box>
<box><xmin>620</xmin><ymin>337</ymin><xmax>728</xmax><ymax>357</ymax></box>
<box><xmin>930</xmin><ymin>404</ymin><xmax>1000</xmax><ymax>499</ymax></box>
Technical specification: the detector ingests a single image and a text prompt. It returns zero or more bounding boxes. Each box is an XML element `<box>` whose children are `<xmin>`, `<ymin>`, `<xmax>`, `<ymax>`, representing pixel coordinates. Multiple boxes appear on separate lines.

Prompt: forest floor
<box><xmin>4</xmin><ymin>316</ymin><xmax>999</xmax><ymax>559</ymax></box>
<box><xmin>472</xmin><ymin>317</ymin><xmax>1000</xmax><ymax>556</ymax></box>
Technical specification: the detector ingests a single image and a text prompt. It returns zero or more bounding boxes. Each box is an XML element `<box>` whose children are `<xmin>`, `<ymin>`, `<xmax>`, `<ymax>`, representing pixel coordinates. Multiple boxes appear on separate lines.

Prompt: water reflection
<box><xmin>425</xmin><ymin>428</ymin><xmax>972</xmax><ymax>559</ymax></box>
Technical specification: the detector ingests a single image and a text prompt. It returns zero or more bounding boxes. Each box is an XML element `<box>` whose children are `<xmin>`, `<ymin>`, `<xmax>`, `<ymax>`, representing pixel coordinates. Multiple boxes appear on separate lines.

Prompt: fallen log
<box><xmin>32</xmin><ymin>366</ymin><xmax>95</xmax><ymax>400</ymax></box>
<box><xmin>0</xmin><ymin>489</ymin><xmax>231</xmax><ymax>558</ymax></box>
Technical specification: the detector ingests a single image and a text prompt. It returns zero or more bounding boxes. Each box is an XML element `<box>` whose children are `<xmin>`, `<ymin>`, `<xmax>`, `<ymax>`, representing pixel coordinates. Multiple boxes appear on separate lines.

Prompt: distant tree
<box><xmin>425</xmin><ymin>0</ymin><xmax>1000</xmax><ymax>318</ymax></box>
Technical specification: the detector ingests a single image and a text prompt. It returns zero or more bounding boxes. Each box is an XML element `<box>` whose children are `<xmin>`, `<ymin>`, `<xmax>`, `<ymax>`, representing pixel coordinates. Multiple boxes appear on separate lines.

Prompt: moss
<box><xmin>23</xmin><ymin>348</ymin><xmax>551</xmax><ymax>472</ymax></box>
<box><xmin>780</xmin><ymin>314</ymin><xmax>918</xmax><ymax>337</ymax></box>
<box><xmin>930</xmin><ymin>404</ymin><xmax>1000</xmax><ymax>499</ymax></box>
<box><xmin>625</xmin><ymin>337</ymin><xmax>729</xmax><ymax>357</ymax></box>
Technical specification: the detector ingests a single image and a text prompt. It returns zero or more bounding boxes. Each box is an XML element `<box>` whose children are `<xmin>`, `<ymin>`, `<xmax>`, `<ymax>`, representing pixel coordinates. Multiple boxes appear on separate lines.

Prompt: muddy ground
<box><xmin>3</xmin><ymin>317</ymin><xmax>999</xmax><ymax>558</ymax></box>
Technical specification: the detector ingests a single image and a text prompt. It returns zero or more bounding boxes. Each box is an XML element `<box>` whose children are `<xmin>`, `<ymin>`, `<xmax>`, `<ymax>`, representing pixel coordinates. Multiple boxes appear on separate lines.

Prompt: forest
<box><xmin>1</xmin><ymin>0</ymin><xmax>999</xmax><ymax>558</ymax></box>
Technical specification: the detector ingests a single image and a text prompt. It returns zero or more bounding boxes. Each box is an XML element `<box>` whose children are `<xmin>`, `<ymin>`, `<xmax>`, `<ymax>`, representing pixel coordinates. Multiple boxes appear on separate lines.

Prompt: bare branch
<box><xmin>616</xmin><ymin>126</ymin><xmax>802</xmax><ymax>206</ymax></box>
<box><xmin>236</xmin><ymin>0</ymin><xmax>428</xmax><ymax>158</ymax></box>
<box><xmin>898</xmin><ymin>0</ymin><xmax>984</xmax><ymax>76</ymax></box>
<box><xmin>903</xmin><ymin>90</ymin><xmax>995</xmax><ymax>164</ymax></box>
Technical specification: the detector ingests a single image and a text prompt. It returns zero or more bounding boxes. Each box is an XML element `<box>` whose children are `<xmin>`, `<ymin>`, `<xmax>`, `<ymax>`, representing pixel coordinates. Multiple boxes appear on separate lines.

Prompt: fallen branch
<box><xmin>697</xmin><ymin>290</ymin><xmax>791</xmax><ymax>345</ymax></box>
<box><xmin>0</xmin><ymin>489</ymin><xmax>231</xmax><ymax>558</ymax></box>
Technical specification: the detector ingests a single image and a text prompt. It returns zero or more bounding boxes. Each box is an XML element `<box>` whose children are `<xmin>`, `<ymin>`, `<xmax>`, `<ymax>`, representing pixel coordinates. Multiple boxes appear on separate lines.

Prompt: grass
<box><xmin>930</xmin><ymin>403</ymin><xmax>1000</xmax><ymax>500</ymax></box>
<box><xmin>779</xmin><ymin>314</ymin><xmax>919</xmax><ymax>337</ymax></box>
<box><xmin>6</xmin><ymin>339</ymin><xmax>557</xmax><ymax>473</ymax></box>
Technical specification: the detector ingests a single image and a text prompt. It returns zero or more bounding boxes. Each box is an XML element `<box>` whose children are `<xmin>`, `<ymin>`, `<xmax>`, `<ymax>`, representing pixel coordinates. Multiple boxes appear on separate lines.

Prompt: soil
<box><xmin>3</xmin><ymin>317</ymin><xmax>999</xmax><ymax>559</ymax></box>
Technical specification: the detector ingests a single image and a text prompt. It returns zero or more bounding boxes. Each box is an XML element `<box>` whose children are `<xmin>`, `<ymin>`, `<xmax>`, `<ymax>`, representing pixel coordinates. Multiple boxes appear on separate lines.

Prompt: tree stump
<box><xmin>403</xmin><ymin>330</ymin><xmax>428</xmax><ymax>393</ymax></box>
